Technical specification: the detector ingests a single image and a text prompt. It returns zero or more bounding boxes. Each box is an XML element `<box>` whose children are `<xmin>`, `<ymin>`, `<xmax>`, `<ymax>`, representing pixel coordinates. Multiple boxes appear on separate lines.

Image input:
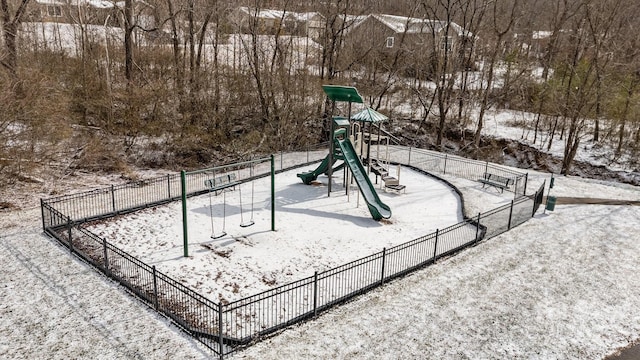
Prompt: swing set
<box><xmin>206</xmin><ymin>167</ymin><xmax>255</xmax><ymax>239</ymax></box>
<box><xmin>180</xmin><ymin>156</ymin><xmax>275</xmax><ymax>257</ymax></box>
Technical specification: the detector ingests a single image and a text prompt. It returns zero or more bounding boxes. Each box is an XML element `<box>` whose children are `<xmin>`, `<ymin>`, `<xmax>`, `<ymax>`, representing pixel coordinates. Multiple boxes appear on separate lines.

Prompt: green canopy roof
<box><xmin>332</xmin><ymin>116</ymin><xmax>350</xmax><ymax>127</ymax></box>
<box><xmin>350</xmin><ymin>107</ymin><xmax>388</xmax><ymax>123</ymax></box>
<box><xmin>322</xmin><ymin>85</ymin><xmax>364</xmax><ymax>103</ymax></box>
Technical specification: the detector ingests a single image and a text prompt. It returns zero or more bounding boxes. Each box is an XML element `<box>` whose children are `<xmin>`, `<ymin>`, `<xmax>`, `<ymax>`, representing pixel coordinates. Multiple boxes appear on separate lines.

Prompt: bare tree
<box><xmin>614</xmin><ymin>72</ymin><xmax>640</xmax><ymax>157</ymax></box>
<box><xmin>420</xmin><ymin>0</ymin><xmax>463</xmax><ymax>148</ymax></box>
<box><xmin>473</xmin><ymin>0</ymin><xmax>518</xmax><ymax>147</ymax></box>
<box><xmin>557</xmin><ymin>2</ymin><xmax>596</xmax><ymax>175</ymax></box>
<box><xmin>454</xmin><ymin>0</ymin><xmax>488</xmax><ymax>125</ymax></box>
<box><xmin>164</xmin><ymin>0</ymin><xmax>184</xmax><ymax>96</ymax></box>
<box><xmin>531</xmin><ymin>0</ymin><xmax>582</xmax><ymax>145</ymax></box>
<box><xmin>124</xmin><ymin>0</ymin><xmax>134</xmax><ymax>82</ymax></box>
<box><xmin>1</xmin><ymin>0</ymin><xmax>31</xmax><ymax>86</ymax></box>
<box><xmin>315</xmin><ymin>0</ymin><xmax>356</xmax><ymax>140</ymax></box>
<box><xmin>585</xmin><ymin>0</ymin><xmax>624</xmax><ymax>143</ymax></box>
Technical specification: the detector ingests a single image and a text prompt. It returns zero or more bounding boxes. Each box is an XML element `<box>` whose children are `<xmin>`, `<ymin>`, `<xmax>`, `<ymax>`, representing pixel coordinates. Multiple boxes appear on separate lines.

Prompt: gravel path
<box><xmin>550</xmin><ymin>197</ymin><xmax>640</xmax><ymax>206</ymax></box>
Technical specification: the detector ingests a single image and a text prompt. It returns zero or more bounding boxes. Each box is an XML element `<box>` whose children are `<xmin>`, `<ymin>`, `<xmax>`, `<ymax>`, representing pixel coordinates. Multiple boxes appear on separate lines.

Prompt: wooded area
<box><xmin>1</xmin><ymin>0</ymin><xmax>639</xmax><ymax>185</ymax></box>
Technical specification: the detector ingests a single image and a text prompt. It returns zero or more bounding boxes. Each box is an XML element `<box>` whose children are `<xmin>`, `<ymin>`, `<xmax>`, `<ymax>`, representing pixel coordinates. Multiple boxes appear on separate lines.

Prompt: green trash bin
<box><xmin>546</xmin><ymin>196</ymin><xmax>557</xmax><ymax>211</ymax></box>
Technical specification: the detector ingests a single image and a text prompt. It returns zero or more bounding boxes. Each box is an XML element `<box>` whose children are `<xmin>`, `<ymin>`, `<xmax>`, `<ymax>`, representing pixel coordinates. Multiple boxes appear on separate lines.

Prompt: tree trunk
<box><xmin>124</xmin><ymin>0</ymin><xmax>133</xmax><ymax>83</ymax></box>
<box><xmin>475</xmin><ymin>0</ymin><xmax>518</xmax><ymax>147</ymax></box>
<box><xmin>1</xmin><ymin>0</ymin><xmax>31</xmax><ymax>89</ymax></box>
<box><xmin>561</xmin><ymin>117</ymin><xmax>581</xmax><ymax>174</ymax></box>
<box><xmin>166</xmin><ymin>0</ymin><xmax>183</xmax><ymax>97</ymax></box>
<box><xmin>1</xmin><ymin>21</ymin><xmax>18</xmax><ymax>80</ymax></box>
<box><xmin>616</xmin><ymin>86</ymin><xmax>633</xmax><ymax>156</ymax></box>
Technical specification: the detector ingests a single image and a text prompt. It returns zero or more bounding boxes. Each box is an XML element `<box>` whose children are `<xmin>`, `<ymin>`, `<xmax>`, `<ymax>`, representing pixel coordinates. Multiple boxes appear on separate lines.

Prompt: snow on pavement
<box><xmin>237</xmin><ymin>202</ymin><xmax>640</xmax><ymax>359</ymax></box>
<box><xmin>0</xmin><ymin>209</ymin><xmax>208</xmax><ymax>360</ymax></box>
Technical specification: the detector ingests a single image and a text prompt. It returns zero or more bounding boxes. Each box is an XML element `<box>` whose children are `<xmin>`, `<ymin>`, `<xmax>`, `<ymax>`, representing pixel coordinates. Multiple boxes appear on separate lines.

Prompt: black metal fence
<box><xmin>41</xmin><ymin>144</ymin><xmax>329</xmax><ymax>227</ymax></box>
<box><xmin>41</xmin><ymin>146</ymin><xmax>545</xmax><ymax>358</ymax></box>
<box><xmin>386</xmin><ymin>146</ymin><xmax>529</xmax><ymax>197</ymax></box>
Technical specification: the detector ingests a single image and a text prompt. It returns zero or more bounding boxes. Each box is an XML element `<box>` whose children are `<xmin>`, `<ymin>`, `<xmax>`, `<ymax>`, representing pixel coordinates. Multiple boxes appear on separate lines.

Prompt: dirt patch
<box><xmin>0</xmin><ymin>201</ymin><xmax>18</xmax><ymax>211</ymax></box>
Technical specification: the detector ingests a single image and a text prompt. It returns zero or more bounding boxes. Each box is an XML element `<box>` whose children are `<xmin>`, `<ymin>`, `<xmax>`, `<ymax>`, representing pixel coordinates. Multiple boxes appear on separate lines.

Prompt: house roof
<box><xmin>36</xmin><ymin>0</ymin><xmax>152</xmax><ymax>9</ymax></box>
<box><xmin>532</xmin><ymin>31</ymin><xmax>553</xmax><ymax>40</ymax></box>
<box><xmin>35</xmin><ymin>0</ymin><xmax>71</xmax><ymax>4</ymax></box>
<box><xmin>357</xmin><ymin>14</ymin><xmax>473</xmax><ymax>38</ymax></box>
<box><xmin>87</xmin><ymin>0</ymin><xmax>115</xmax><ymax>9</ymax></box>
<box><xmin>342</xmin><ymin>14</ymin><xmax>369</xmax><ymax>26</ymax></box>
<box><xmin>36</xmin><ymin>0</ymin><xmax>116</xmax><ymax>8</ymax></box>
<box><xmin>235</xmin><ymin>6</ymin><xmax>324</xmax><ymax>23</ymax></box>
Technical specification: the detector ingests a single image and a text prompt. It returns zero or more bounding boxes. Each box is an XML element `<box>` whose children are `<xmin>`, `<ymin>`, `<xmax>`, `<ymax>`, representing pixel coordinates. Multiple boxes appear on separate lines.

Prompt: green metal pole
<box><xmin>181</xmin><ymin>170</ymin><xmax>188</xmax><ymax>257</ymax></box>
<box><xmin>271</xmin><ymin>154</ymin><xmax>275</xmax><ymax>231</ymax></box>
<box><xmin>328</xmin><ymin>109</ymin><xmax>334</xmax><ymax>197</ymax></box>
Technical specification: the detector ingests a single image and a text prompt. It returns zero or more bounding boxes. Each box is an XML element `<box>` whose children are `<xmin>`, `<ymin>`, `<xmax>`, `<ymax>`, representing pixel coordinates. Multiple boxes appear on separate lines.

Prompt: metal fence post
<box><xmin>167</xmin><ymin>174</ymin><xmax>171</xmax><ymax>199</ymax></box>
<box><xmin>67</xmin><ymin>219</ymin><xmax>73</xmax><ymax>253</ymax></box>
<box><xmin>508</xmin><ymin>200</ymin><xmax>514</xmax><ymax>230</ymax></box>
<box><xmin>443</xmin><ymin>155</ymin><xmax>447</xmax><ymax>175</ymax></box>
<box><xmin>152</xmin><ymin>265</ymin><xmax>159</xmax><ymax>310</ymax></box>
<box><xmin>475</xmin><ymin>213</ymin><xmax>481</xmax><ymax>244</ymax></box>
<box><xmin>408</xmin><ymin>147</ymin><xmax>412</xmax><ymax>166</ymax></box>
<box><xmin>380</xmin><ymin>248</ymin><xmax>386</xmax><ymax>285</ymax></box>
<box><xmin>181</xmin><ymin>170</ymin><xmax>188</xmax><ymax>258</ymax></box>
<box><xmin>433</xmin><ymin>229</ymin><xmax>439</xmax><ymax>261</ymax></box>
<box><xmin>524</xmin><ymin>173</ymin><xmax>529</xmax><ymax>195</ymax></box>
<box><xmin>40</xmin><ymin>199</ymin><xmax>45</xmax><ymax>231</ymax></box>
<box><xmin>111</xmin><ymin>185</ymin><xmax>116</xmax><ymax>213</ymax></box>
<box><xmin>218</xmin><ymin>302</ymin><xmax>224</xmax><ymax>360</ymax></box>
<box><xmin>103</xmin><ymin>238</ymin><xmax>110</xmax><ymax>275</ymax></box>
<box><xmin>485</xmin><ymin>161</ymin><xmax>489</xmax><ymax>175</ymax></box>
<box><xmin>313</xmin><ymin>271</ymin><xmax>318</xmax><ymax>317</ymax></box>
<box><xmin>533</xmin><ymin>180</ymin><xmax>546</xmax><ymax>217</ymax></box>
<box><xmin>271</xmin><ymin>155</ymin><xmax>275</xmax><ymax>232</ymax></box>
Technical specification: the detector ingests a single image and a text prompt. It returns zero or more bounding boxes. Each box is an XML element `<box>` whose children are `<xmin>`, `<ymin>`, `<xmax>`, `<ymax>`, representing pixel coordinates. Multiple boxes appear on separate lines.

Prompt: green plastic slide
<box><xmin>335</xmin><ymin>138</ymin><xmax>391</xmax><ymax>221</ymax></box>
<box><xmin>297</xmin><ymin>155</ymin><xmax>334</xmax><ymax>185</ymax></box>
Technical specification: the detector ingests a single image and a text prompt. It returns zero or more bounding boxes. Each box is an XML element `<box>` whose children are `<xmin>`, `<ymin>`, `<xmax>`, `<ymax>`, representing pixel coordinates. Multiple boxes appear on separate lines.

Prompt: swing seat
<box><xmin>211</xmin><ymin>231</ymin><xmax>227</xmax><ymax>239</ymax></box>
<box><xmin>239</xmin><ymin>221</ymin><xmax>255</xmax><ymax>228</ymax></box>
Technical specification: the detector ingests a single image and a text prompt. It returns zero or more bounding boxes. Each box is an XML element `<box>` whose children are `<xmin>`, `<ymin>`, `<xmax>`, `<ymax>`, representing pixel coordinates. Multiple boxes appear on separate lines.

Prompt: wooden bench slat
<box><xmin>385</xmin><ymin>184</ymin><xmax>406</xmax><ymax>193</ymax></box>
<box><xmin>478</xmin><ymin>172</ymin><xmax>511</xmax><ymax>193</ymax></box>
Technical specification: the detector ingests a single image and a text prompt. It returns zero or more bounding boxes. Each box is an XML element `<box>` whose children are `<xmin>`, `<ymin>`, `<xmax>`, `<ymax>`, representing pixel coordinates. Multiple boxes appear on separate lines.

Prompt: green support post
<box><xmin>271</xmin><ymin>154</ymin><xmax>275</xmax><ymax>231</ymax></box>
<box><xmin>181</xmin><ymin>170</ymin><xmax>188</xmax><ymax>257</ymax></box>
<box><xmin>328</xmin><ymin>109</ymin><xmax>334</xmax><ymax>197</ymax></box>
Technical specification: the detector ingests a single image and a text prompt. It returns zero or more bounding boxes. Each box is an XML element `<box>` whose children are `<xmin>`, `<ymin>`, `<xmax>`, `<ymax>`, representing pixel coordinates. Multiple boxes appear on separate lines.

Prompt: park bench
<box><xmin>478</xmin><ymin>172</ymin><xmax>511</xmax><ymax>193</ymax></box>
<box><xmin>383</xmin><ymin>176</ymin><xmax>406</xmax><ymax>193</ymax></box>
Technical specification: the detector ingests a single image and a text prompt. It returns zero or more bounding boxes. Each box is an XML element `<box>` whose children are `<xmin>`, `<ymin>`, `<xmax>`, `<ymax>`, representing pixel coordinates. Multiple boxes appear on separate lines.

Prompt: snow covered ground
<box><xmin>465</xmin><ymin>107</ymin><xmax>638</xmax><ymax>175</ymax></box>
<box><xmin>0</xmin><ymin>207</ymin><xmax>209</xmax><ymax>359</ymax></box>
<box><xmin>237</xmin><ymin>199</ymin><xmax>640</xmax><ymax>360</ymax></box>
<box><xmin>6</xmin><ymin>20</ymin><xmax>640</xmax><ymax>359</ymax></box>
<box><xmin>85</xmin><ymin>166</ymin><xmax>479</xmax><ymax>303</ymax></box>
<box><xmin>2</xmin><ymin>159</ymin><xmax>640</xmax><ymax>359</ymax></box>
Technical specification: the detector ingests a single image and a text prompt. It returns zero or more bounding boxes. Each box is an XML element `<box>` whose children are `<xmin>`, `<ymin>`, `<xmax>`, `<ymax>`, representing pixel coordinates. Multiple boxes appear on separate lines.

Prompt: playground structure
<box><xmin>350</xmin><ymin>108</ymin><xmax>406</xmax><ymax>193</ymax></box>
<box><xmin>297</xmin><ymin>85</ymin><xmax>399</xmax><ymax>221</ymax></box>
<box><xmin>40</xmin><ymin>141</ymin><xmax>538</xmax><ymax>359</ymax></box>
<box><xmin>182</xmin><ymin>156</ymin><xmax>275</xmax><ymax>257</ymax></box>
